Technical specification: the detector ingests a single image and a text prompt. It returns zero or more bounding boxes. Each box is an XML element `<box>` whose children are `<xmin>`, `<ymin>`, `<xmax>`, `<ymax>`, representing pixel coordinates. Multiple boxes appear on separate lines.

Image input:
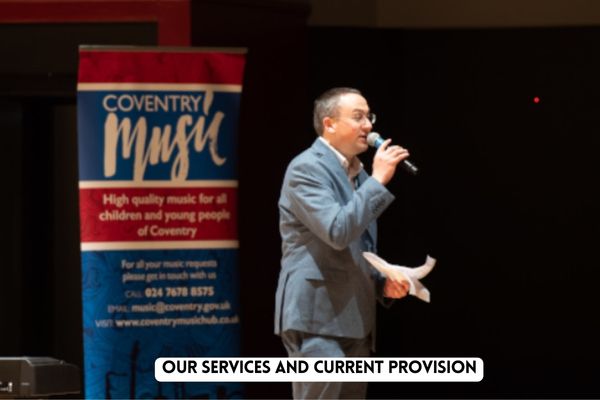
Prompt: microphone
<box><xmin>367</xmin><ymin>132</ymin><xmax>419</xmax><ymax>176</ymax></box>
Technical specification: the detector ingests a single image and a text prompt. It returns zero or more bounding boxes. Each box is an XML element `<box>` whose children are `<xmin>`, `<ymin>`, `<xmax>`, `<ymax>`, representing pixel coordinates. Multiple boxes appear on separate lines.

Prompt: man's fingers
<box><xmin>389</xmin><ymin>279</ymin><xmax>410</xmax><ymax>297</ymax></box>
<box><xmin>377</xmin><ymin>138</ymin><xmax>393</xmax><ymax>152</ymax></box>
<box><xmin>397</xmin><ymin>280</ymin><xmax>410</xmax><ymax>296</ymax></box>
<box><xmin>386</xmin><ymin>149</ymin><xmax>410</xmax><ymax>165</ymax></box>
<box><xmin>382</xmin><ymin>145</ymin><xmax>409</xmax><ymax>158</ymax></box>
<box><xmin>400</xmin><ymin>280</ymin><xmax>410</xmax><ymax>292</ymax></box>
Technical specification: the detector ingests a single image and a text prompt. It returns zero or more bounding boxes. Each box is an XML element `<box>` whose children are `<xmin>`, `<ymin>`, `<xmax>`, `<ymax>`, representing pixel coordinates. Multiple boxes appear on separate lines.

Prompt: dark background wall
<box><xmin>307</xmin><ymin>26</ymin><xmax>599</xmax><ymax>398</ymax></box>
<box><xmin>0</xmin><ymin>20</ymin><xmax>158</xmax><ymax>376</ymax></box>
<box><xmin>1</xmin><ymin>1</ymin><xmax>599</xmax><ymax>398</ymax></box>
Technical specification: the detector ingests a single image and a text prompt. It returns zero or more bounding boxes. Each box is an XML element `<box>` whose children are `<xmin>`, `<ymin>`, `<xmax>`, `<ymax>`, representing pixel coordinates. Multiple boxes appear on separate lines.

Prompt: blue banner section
<box><xmin>82</xmin><ymin>250</ymin><xmax>241</xmax><ymax>398</ymax></box>
<box><xmin>81</xmin><ymin>249</ymin><xmax>241</xmax><ymax>398</ymax></box>
<box><xmin>77</xmin><ymin>91</ymin><xmax>240</xmax><ymax>181</ymax></box>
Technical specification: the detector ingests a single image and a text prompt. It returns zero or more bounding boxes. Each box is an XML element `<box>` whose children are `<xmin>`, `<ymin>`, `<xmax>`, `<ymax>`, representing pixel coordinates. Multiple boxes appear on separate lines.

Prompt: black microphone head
<box><xmin>366</xmin><ymin>132</ymin><xmax>381</xmax><ymax>147</ymax></box>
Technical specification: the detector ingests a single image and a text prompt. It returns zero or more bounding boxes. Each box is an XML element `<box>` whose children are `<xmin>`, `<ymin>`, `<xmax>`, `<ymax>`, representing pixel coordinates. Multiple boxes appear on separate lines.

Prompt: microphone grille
<box><xmin>366</xmin><ymin>132</ymin><xmax>380</xmax><ymax>147</ymax></box>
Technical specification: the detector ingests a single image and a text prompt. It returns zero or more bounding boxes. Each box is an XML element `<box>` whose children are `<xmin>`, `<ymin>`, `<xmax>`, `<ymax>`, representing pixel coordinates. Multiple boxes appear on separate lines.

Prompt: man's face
<box><xmin>324</xmin><ymin>93</ymin><xmax>373</xmax><ymax>159</ymax></box>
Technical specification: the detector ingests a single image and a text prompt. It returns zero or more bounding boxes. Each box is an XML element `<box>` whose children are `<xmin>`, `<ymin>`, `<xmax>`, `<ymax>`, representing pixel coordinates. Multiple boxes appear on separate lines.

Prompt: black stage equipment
<box><xmin>0</xmin><ymin>357</ymin><xmax>80</xmax><ymax>398</ymax></box>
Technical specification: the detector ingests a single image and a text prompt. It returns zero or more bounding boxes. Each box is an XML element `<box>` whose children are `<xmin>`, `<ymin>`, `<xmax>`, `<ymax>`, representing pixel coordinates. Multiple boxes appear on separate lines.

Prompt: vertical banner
<box><xmin>77</xmin><ymin>47</ymin><xmax>246</xmax><ymax>398</ymax></box>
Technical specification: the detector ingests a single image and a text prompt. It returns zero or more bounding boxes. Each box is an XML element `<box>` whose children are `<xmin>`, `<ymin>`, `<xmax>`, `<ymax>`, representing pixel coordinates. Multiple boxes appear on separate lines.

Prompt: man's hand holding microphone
<box><xmin>369</xmin><ymin>132</ymin><xmax>415</xmax><ymax>185</ymax></box>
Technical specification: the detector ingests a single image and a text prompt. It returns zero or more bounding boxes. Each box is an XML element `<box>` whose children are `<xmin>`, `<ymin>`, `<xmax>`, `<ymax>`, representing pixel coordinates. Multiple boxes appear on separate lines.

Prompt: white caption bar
<box><xmin>155</xmin><ymin>357</ymin><xmax>483</xmax><ymax>382</ymax></box>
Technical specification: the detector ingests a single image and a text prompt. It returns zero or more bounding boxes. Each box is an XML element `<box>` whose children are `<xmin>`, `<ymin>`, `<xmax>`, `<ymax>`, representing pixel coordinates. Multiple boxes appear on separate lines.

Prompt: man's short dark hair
<box><xmin>313</xmin><ymin>87</ymin><xmax>362</xmax><ymax>135</ymax></box>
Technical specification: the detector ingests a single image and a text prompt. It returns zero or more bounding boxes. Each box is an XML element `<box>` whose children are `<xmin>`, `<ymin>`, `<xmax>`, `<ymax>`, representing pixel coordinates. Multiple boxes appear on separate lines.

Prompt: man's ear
<box><xmin>323</xmin><ymin>116</ymin><xmax>336</xmax><ymax>133</ymax></box>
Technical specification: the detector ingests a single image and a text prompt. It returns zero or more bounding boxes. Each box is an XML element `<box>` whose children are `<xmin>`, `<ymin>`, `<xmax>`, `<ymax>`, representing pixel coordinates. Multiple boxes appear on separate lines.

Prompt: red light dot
<box><xmin>533</xmin><ymin>96</ymin><xmax>540</xmax><ymax>104</ymax></box>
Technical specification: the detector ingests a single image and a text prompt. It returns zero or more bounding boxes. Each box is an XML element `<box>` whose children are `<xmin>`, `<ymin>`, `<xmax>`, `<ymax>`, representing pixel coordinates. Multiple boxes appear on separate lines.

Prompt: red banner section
<box><xmin>78</xmin><ymin>50</ymin><xmax>246</xmax><ymax>84</ymax></box>
<box><xmin>79</xmin><ymin>187</ymin><xmax>237</xmax><ymax>242</ymax></box>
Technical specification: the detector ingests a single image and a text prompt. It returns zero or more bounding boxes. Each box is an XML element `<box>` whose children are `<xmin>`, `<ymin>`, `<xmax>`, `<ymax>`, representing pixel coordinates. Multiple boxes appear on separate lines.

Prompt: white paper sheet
<box><xmin>363</xmin><ymin>252</ymin><xmax>436</xmax><ymax>303</ymax></box>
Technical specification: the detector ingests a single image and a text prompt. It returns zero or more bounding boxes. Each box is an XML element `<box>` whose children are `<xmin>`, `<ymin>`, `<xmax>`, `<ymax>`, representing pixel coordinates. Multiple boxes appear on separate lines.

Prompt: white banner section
<box><xmin>155</xmin><ymin>357</ymin><xmax>483</xmax><ymax>382</ymax></box>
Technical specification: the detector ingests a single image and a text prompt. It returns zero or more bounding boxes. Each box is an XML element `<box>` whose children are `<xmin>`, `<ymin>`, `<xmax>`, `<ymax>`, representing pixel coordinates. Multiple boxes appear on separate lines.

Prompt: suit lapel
<box><xmin>313</xmin><ymin>139</ymin><xmax>378</xmax><ymax>251</ymax></box>
<box><xmin>310</xmin><ymin>139</ymin><xmax>354</xmax><ymax>199</ymax></box>
<box><xmin>356</xmin><ymin>170</ymin><xmax>377</xmax><ymax>251</ymax></box>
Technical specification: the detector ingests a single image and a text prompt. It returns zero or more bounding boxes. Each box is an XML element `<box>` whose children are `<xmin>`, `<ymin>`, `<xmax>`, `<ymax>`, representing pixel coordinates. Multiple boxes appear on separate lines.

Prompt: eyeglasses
<box><xmin>347</xmin><ymin>112</ymin><xmax>376</xmax><ymax>125</ymax></box>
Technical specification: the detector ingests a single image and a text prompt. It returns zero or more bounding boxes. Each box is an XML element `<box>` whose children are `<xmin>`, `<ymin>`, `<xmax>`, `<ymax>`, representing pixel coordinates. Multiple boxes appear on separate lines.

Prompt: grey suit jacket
<box><xmin>274</xmin><ymin>138</ymin><xmax>395</xmax><ymax>339</ymax></box>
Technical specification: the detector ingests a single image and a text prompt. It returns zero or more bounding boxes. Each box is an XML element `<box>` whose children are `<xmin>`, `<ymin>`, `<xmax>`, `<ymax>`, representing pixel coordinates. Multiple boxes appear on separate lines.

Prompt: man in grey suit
<box><xmin>275</xmin><ymin>87</ymin><xmax>411</xmax><ymax>399</ymax></box>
